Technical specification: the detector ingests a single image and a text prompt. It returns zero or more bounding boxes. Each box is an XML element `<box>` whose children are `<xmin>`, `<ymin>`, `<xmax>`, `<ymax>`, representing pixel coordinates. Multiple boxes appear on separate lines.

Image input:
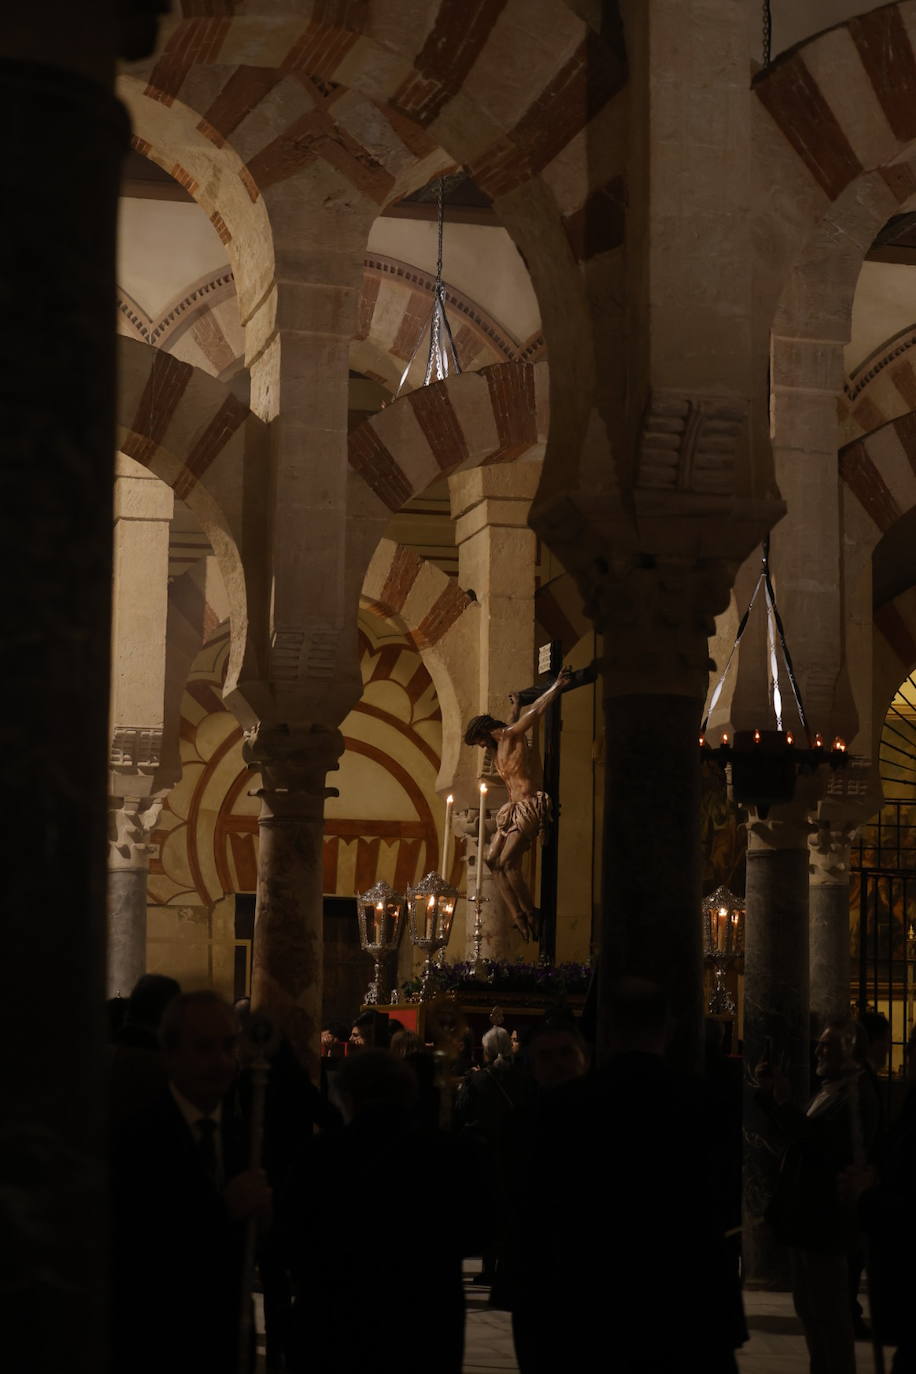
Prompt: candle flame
<box><xmin>446</xmin><ymin>794</ymin><xmax>453</xmax><ymax>803</ymax></box>
<box><xmin>786</xmin><ymin>731</ymin><xmax>794</xmax><ymax>745</ymax></box>
<box><xmin>480</xmin><ymin>782</ymin><xmax>488</xmax><ymax>795</ymax></box>
<box><xmin>815</xmin><ymin>733</ymin><xmax>824</xmax><ymax>747</ymax></box>
<box><xmin>721</xmin><ymin>732</ymin><xmax>729</xmax><ymax>745</ymax></box>
<box><xmin>753</xmin><ymin>729</ymin><xmax>761</xmax><ymax>743</ymax></box>
<box><xmin>698</xmin><ymin>734</ymin><xmax>705</xmax><ymax>748</ymax></box>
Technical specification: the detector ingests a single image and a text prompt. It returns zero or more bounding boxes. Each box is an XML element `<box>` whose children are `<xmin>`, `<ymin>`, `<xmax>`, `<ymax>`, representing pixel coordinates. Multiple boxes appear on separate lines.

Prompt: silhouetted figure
<box><xmin>501</xmin><ymin>1020</ymin><xmax>588</xmax><ymax>1338</ymax></box>
<box><xmin>848</xmin><ymin>1011</ymin><xmax>889</xmax><ymax>1339</ymax></box>
<box><xmin>110</xmin><ymin>972</ymin><xmax>180</xmax><ymax>1126</ymax></box>
<box><xmin>854</xmin><ymin>1026</ymin><xmax>916</xmax><ymax>1371</ymax></box>
<box><xmin>106</xmin><ymin>993</ymin><xmax>127</xmax><ymax>1041</ymax></box>
<box><xmin>389</xmin><ymin>1028</ymin><xmax>423</xmax><ymax>1057</ymax></box>
<box><xmin>280</xmin><ymin>1050</ymin><xmax>488</xmax><ymax>1374</ymax></box>
<box><xmin>320</xmin><ymin>1019</ymin><xmax>350</xmax><ymax>1057</ymax></box>
<box><xmin>510</xmin><ymin>980</ymin><xmax>740</xmax><ymax>1374</ymax></box>
<box><xmin>758</xmin><ymin>1018</ymin><xmax>880</xmax><ymax>1374</ymax></box>
<box><xmin>349</xmin><ymin>1008</ymin><xmax>389</xmax><ymax>1049</ymax></box>
<box><xmin>111</xmin><ymin>991</ymin><xmax>271</xmax><ymax>1374</ymax></box>
<box><xmin>456</xmin><ymin>1027</ymin><xmax>536</xmax><ymax>1289</ymax></box>
<box><xmin>239</xmin><ymin>1031</ymin><xmax>340</xmax><ymax>1372</ymax></box>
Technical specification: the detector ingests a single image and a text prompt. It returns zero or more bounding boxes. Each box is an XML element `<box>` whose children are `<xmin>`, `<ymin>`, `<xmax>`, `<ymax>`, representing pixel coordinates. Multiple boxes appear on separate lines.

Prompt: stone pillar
<box><xmin>0</xmin><ymin>23</ymin><xmax>132</xmax><ymax>1373</ymax></box>
<box><xmin>450</xmin><ymin>465</ymin><xmax>540</xmax><ymax>717</ymax></box>
<box><xmin>742</xmin><ymin>795</ymin><xmax>814</xmax><ymax>1287</ymax></box>
<box><xmin>450</xmin><ymin>465</ymin><xmax>540</xmax><ymax>954</ymax></box>
<box><xmin>593</xmin><ymin>557</ymin><xmax>735</xmax><ymax>1070</ymax></box>
<box><xmin>808</xmin><ymin>758</ymin><xmax>881</xmax><ymax>1027</ymax></box>
<box><xmin>244</xmin><ymin>723</ymin><xmax>343</xmax><ymax>1078</ymax></box>
<box><xmin>108</xmin><ymin>461</ymin><xmax>172</xmax><ymax>990</ymax></box>
<box><xmin>107</xmin><ymin>794</ymin><xmax>163</xmax><ymax>996</ymax></box>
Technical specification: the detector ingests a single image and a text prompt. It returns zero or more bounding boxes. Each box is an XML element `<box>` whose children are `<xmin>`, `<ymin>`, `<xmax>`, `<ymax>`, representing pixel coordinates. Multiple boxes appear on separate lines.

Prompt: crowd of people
<box><xmin>105</xmin><ymin>975</ymin><xmax>916</xmax><ymax>1374</ymax></box>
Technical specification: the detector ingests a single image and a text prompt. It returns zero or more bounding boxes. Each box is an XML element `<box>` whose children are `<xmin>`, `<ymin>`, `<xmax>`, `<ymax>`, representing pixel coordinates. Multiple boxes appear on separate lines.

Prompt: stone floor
<box><xmin>461</xmin><ymin>1279</ymin><xmax>883</xmax><ymax>1374</ymax></box>
<box><xmin>257</xmin><ymin>1273</ymin><xmax>884</xmax><ymax>1372</ymax></box>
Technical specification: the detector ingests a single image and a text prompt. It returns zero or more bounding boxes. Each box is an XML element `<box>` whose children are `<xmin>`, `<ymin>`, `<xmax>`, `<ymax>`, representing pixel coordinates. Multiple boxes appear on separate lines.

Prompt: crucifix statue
<box><xmin>463</xmin><ymin>667</ymin><xmax>574</xmax><ymax>942</ymax></box>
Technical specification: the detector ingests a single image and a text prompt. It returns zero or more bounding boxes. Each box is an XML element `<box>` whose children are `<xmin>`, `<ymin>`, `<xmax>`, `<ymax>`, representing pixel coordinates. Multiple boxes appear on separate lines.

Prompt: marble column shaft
<box><xmin>106</xmin><ymin>796</ymin><xmax>163</xmax><ymax>997</ymax></box>
<box><xmin>0</xmin><ymin>53</ymin><xmax>127</xmax><ymax>1374</ymax></box>
<box><xmin>599</xmin><ymin>692</ymin><xmax>705</xmax><ymax>1069</ymax></box>
<box><xmin>245</xmin><ymin>723</ymin><xmax>342</xmax><ymax>1079</ymax></box>
<box><xmin>742</xmin><ymin>802</ymin><xmax>812</xmax><ymax>1288</ymax></box>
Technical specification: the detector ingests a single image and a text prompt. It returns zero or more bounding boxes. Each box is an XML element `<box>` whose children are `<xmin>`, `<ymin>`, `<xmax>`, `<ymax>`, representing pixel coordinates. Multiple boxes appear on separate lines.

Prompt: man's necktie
<box><xmin>197</xmin><ymin>1116</ymin><xmax>219</xmax><ymax>1181</ymax></box>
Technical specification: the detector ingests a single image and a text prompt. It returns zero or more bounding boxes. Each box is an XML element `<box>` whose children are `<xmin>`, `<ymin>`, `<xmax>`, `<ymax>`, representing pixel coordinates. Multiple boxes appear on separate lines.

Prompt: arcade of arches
<box><xmin>15</xmin><ymin>0</ymin><xmax>916</xmax><ymax>1365</ymax></box>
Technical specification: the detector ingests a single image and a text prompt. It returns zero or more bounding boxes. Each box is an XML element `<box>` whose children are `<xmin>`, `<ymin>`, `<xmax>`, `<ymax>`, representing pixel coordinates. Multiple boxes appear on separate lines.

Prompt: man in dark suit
<box><xmin>279</xmin><ymin>1050</ymin><xmax>490</xmax><ymax>1374</ymax></box>
<box><xmin>111</xmin><ymin>990</ymin><xmax>271</xmax><ymax>1374</ymax></box>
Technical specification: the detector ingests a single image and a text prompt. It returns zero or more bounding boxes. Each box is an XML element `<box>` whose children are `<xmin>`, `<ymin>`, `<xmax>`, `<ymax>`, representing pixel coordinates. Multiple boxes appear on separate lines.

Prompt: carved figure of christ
<box><xmin>463</xmin><ymin>667</ymin><xmax>572</xmax><ymax>941</ymax></box>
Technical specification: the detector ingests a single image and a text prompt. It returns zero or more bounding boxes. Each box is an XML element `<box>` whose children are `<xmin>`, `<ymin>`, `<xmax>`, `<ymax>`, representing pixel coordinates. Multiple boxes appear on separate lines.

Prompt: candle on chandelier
<box><xmin>441</xmin><ymin>794</ymin><xmax>454</xmax><ymax>880</ymax></box>
<box><xmin>477</xmin><ymin>783</ymin><xmax>488</xmax><ymax>900</ymax></box>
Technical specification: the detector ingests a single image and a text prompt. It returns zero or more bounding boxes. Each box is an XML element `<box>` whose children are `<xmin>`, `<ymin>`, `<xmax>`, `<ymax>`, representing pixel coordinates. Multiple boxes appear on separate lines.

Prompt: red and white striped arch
<box><xmin>840</xmin><ymin>413</ymin><xmax>916</xmax><ymax>544</ymax></box>
<box><xmin>348</xmin><ymin>358</ymin><xmax>548</xmax><ymax>512</ymax></box>
<box><xmin>841</xmin><ymin>324</ymin><xmax>916</xmax><ymax>443</ymax></box>
<box><xmin>137</xmin><ymin>2</ymin><xmax>627</xmax><ymax>257</ymax></box>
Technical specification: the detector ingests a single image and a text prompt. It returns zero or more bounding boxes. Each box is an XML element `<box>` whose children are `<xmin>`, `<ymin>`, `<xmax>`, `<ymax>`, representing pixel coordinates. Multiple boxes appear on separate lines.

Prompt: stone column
<box><xmin>450</xmin><ymin>465</ymin><xmax>540</xmax><ymax>956</ymax></box>
<box><xmin>450</xmin><ymin>465</ymin><xmax>540</xmax><ymax>717</ymax></box>
<box><xmin>808</xmin><ymin>758</ymin><xmax>881</xmax><ymax>1027</ymax></box>
<box><xmin>108</xmin><ymin>461</ymin><xmax>172</xmax><ymax>990</ymax></box>
<box><xmin>244</xmin><ymin>722</ymin><xmax>343</xmax><ymax>1079</ymax></box>
<box><xmin>592</xmin><ymin>557</ymin><xmax>735</xmax><ymax>1070</ymax></box>
<box><xmin>0</xmin><ymin>19</ymin><xmax>134</xmax><ymax>1373</ymax></box>
<box><xmin>107</xmin><ymin>792</ymin><xmax>163</xmax><ymax>996</ymax></box>
<box><xmin>742</xmin><ymin>793</ymin><xmax>815</xmax><ymax>1288</ymax></box>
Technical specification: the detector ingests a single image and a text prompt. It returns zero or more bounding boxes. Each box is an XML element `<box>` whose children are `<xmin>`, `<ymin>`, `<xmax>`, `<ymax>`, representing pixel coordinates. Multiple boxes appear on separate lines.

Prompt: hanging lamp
<box><xmin>700</xmin><ymin>537</ymin><xmax>847</xmax><ymax>814</ymax></box>
<box><xmin>394</xmin><ymin>176</ymin><xmax>463</xmax><ymax>397</ymax></box>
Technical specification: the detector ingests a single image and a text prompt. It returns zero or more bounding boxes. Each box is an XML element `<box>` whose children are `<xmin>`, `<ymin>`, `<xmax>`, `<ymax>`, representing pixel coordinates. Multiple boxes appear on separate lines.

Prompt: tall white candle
<box><xmin>441</xmin><ymin>794</ymin><xmax>454</xmax><ymax>878</ymax></box>
<box><xmin>477</xmin><ymin>783</ymin><xmax>488</xmax><ymax>899</ymax></box>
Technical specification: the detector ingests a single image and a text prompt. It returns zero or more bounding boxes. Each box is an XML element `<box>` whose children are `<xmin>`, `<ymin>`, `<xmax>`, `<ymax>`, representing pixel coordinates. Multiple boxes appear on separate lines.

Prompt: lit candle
<box><xmin>441</xmin><ymin>794</ymin><xmax>454</xmax><ymax>879</ymax></box>
<box><xmin>815</xmin><ymin>732</ymin><xmax>824</xmax><ymax>748</ymax></box>
<box><xmin>425</xmin><ymin>893</ymin><xmax>436</xmax><ymax>941</ymax></box>
<box><xmin>477</xmin><ymin>783</ymin><xmax>488</xmax><ymax>899</ymax></box>
<box><xmin>721</xmin><ymin>732</ymin><xmax>729</xmax><ymax>745</ymax></box>
<box><xmin>375</xmin><ymin>899</ymin><xmax>384</xmax><ymax>943</ymax></box>
<box><xmin>753</xmin><ymin>729</ymin><xmax>761</xmax><ymax>744</ymax></box>
<box><xmin>786</xmin><ymin>731</ymin><xmax>794</xmax><ymax>745</ymax></box>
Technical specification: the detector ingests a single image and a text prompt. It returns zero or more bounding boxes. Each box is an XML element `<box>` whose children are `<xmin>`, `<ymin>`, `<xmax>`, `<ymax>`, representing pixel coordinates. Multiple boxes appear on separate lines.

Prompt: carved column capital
<box><xmin>109</xmin><ymin>724</ymin><xmax>163</xmax><ymax>795</ymax></box>
<box><xmin>243</xmin><ymin>721</ymin><xmax>343</xmax><ymax>820</ymax></box>
<box><xmin>807</xmin><ymin>756</ymin><xmax>881</xmax><ymax>887</ymax></box>
<box><xmin>588</xmin><ymin>555</ymin><xmax>733</xmax><ymax>699</ymax></box>
<box><xmin>108</xmin><ymin>794</ymin><xmax>163</xmax><ymax>871</ymax></box>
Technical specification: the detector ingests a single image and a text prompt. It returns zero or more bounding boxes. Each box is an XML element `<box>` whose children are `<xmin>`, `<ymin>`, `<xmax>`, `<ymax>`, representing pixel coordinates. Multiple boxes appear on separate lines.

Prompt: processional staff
<box><xmin>238</xmin><ymin>1014</ymin><xmax>273</xmax><ymax>1374</ymax></box>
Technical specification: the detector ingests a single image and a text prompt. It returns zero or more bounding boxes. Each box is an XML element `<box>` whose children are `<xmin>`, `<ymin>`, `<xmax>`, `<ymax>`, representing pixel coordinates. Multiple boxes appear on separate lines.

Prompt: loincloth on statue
<box><xmin>494</xmin><ymin>791</ymin><xmax>552</xmax><ymax>842</ymax></box>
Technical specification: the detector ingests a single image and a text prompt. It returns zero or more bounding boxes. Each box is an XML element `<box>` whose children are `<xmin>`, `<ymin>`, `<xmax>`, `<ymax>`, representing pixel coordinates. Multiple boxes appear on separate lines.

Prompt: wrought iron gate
<box><xmin>851</xmin><ymin>802</ymin><xmax>916</xmax><ymax>1081</ymax></box>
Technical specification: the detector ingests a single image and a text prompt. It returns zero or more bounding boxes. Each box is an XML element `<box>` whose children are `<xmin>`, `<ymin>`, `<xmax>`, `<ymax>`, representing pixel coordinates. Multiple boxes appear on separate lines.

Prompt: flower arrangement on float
<box><xmin>399</xmin><ymin>958</ymin><xmax>591</xmax><ymax>1001</ymax></box>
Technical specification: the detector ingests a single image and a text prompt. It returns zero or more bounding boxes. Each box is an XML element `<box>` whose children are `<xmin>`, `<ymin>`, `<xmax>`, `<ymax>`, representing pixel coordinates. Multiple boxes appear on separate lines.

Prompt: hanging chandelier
<box><xmin>394</xmin><ymin>175</ymin><xmax>462</xmax><ymax>397</ymax></box>
<box><xmin>700</xmin><ymin>538</ymin><xmax>848</xmax><ymax>814</ymax></box>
